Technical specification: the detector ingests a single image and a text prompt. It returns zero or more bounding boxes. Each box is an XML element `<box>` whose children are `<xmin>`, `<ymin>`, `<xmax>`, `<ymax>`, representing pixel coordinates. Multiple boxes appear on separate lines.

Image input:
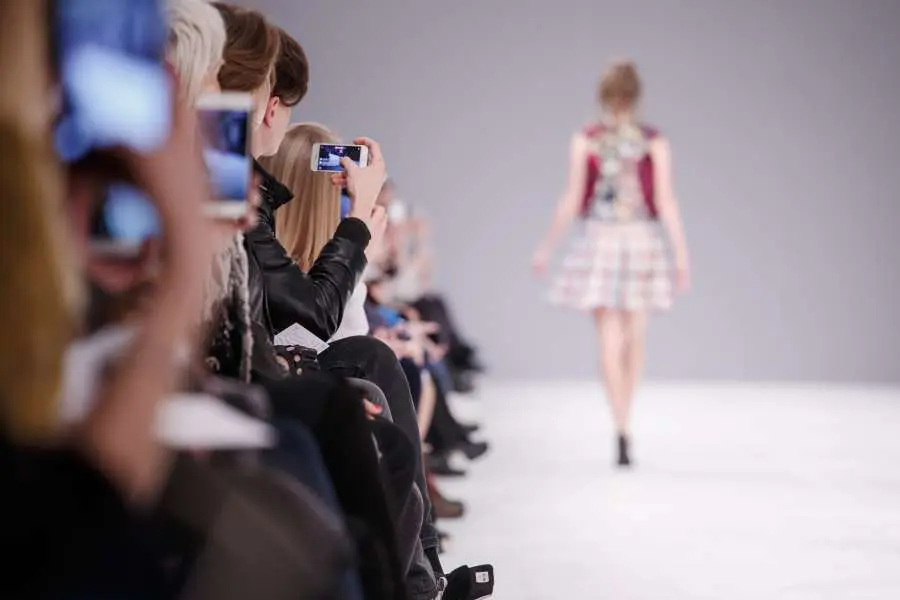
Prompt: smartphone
<box><xmin>89</xmin><ymin>183</ymin><xmax>161</xmax><ymax>256</ymax></box>
<box><xmin>53</xmin><ymin>0</ymin><xmax>170</xmax><ymax>162</ymax></box>
<box><xmin>311</xmin><ymin>143</ymin><xmax>369</xmax><ymax>173</ymax></box>
<box><xmin>197</xmin><ymin>92</ymin><xmax>253</xmax><ymax>219</ymax></box>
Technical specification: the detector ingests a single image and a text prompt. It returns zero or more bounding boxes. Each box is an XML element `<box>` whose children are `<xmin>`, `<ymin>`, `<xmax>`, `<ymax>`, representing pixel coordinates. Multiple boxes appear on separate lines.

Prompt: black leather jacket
<box><xmin>244</xmin><ymin>161</ymin><xmax>371</xmax><ymax>341</ymax></box>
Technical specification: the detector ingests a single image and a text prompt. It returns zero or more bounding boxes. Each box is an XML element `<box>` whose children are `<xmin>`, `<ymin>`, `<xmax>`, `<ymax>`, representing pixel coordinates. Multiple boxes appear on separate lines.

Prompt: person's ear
<box><xmin>263</xmin><ymin>96</ymin><xmax>280</xmax><ymax>127</ymax></box>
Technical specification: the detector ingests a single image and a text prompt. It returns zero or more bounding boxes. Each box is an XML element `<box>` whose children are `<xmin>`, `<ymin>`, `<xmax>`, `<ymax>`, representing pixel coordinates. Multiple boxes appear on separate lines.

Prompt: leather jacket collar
<box><xmin>253</xmin><ymin>159</ymin><xmax>294</xmax><ymax>223</ymax></box>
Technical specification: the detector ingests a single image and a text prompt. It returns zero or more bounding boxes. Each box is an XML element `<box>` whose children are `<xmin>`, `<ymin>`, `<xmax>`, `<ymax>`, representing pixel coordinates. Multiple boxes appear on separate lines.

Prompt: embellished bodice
<box><xmin>581</xmin><ymin>122</ymin><xmax>659</xmax><ymax>222</ymax></box>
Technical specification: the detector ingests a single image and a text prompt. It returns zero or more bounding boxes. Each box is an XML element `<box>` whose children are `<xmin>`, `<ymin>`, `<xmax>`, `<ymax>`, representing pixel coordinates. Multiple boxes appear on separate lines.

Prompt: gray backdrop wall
<box><xmin>239</xmin><ymin>0</ymin><xmax>900</xmax><ymax>383</ymax></box>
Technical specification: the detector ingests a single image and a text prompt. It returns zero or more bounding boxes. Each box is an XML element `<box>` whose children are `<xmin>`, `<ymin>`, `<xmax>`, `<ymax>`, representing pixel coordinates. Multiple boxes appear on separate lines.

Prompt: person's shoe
<box><xmin>441</xmin><ymin>564</ymin><xmax>494</xmax><ymax>600</ymax></box>
<box><xmin>429</xmin><ymin>480</ymin><xmax>466</xmax><ymax>520</ymax></box>
<box><xmin>617</xmin><ymin>434</ymin><xmax>632</xmax><ymax>468</ymax></box>
<box><xmin>449</xmin><ymin>367</ymin><xmax>477</xmax><ymax>394</ymax></box>
<box><xmin>460</xmin><ymin>423</ymin><xmax>481</xmax><ymax>436</ymax></box>
<box><xmin>459</xmin><ymin>440</ymin><xmax>489</xmax><ymax>461</ymax></box>
<box><xmin>427</xmin><ymin>452</ymin><xmax>467</xmax><ymax>477</ymax></box>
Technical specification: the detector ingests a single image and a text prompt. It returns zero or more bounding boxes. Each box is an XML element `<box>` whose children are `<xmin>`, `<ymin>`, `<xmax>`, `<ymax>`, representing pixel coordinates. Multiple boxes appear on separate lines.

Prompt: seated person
<box><xmin>264</xmin><ymin>122</ymin><xmax>372</xmax><ymax>343</ymax></box>
<box><xmin>376</xmin><ymin>184</ymin><xmax>485</xmax><ymax>383</ymax></box>
<box><xmin>253</xmin><ymin>106</ymin><xmax>493</xmax><ymax>597</ymax></box>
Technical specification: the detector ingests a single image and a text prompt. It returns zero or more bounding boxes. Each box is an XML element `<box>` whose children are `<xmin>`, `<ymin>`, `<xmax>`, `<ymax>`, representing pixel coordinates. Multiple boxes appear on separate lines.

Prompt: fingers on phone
<box><xmin>353</xmin><ymin>137</ymin><xmax>382</xmax><ymax>164</ymax></box>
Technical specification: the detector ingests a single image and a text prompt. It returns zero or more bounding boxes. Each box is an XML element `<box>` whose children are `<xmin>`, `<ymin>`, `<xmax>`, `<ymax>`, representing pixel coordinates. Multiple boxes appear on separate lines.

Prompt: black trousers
<box><xmin>317</xmin><ymin>336</ymin><xmax>441</xmax><ymax>600</ymax></box>
<box><xmin>260</xmin><ymin>372</ymin><xmax>409</xmax><ymax>600</ymax></box>
<box><xmin>263</xmin><ymin>421</ymin><xmax>365</xmax><ymax>600</ymax></box>
<box><xmin>318</xmin><ymin>336</ymin><xmax>437</xmax><ymax>552</ymax></box>
<box><xmin>425</xmin><ymin>369</ymin><xmax>470</xmax><ymax>454</ymax></box>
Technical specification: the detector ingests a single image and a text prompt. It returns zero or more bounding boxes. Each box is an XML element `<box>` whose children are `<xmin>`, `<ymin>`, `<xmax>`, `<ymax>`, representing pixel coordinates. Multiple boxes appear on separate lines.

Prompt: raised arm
<box><xmin>649</xmin><ymin>136</ymin><xmax>691</xmax><ymax>293</ymax></box>
<box><xmin>532</xmin><ymin>133</ymin><xmax>591</xmax><ymax>274</ymax></box>
<box><xmin>247</xmin><ymin>216</ymin><xmax>370</xmax><ymax>340</ymax></box>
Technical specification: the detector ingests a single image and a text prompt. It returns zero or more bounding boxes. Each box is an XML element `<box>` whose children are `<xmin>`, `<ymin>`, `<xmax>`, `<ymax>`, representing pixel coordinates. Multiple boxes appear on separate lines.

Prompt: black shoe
<box><xmin>617</xmin><ymin>434</ymin><xmax>632</xmax><ymax>468</ymax></box>
<box><xmin>428</xmin><ymin>453</ymin><xmax>467</xmax><ymax>478</ymax></box>
<box><xmin>460</xmin><ymin>423</ymin><xmax>480</xmax><ymax>436</ymax></box>
<box><xmin>442</xmin><ymin>564</ymin><xmax>494</xmax><ymax>600</ymax></box>
<box><xmin>459</xmin><ymin>440</ymin><xmax>489</xmax><ymax>461</ymax></box>
<box><xmin>449</xmin><ymin>368</ymin><xmax>476</xmax><ymax>394</ymax></box>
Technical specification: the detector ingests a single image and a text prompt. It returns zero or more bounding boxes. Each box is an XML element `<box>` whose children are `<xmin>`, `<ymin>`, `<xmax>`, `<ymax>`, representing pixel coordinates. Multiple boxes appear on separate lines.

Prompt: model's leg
<box><xmin>622</xmin><ymin>310</ymin><xmax>649</xmax><ymax>432</ymax></box>
<box><xmin>595</xmin><ymin>308</ymin><xmax>628</xmax><ymax>434</ymax></box>
<box><xmin>595</xmin><ymin>308</ymin><xmax>635</xmax><ymax>466</ymax></box>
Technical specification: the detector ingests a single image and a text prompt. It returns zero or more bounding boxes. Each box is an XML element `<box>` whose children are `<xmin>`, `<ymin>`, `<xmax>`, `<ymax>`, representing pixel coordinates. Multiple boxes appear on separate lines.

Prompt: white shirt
<box><xmin>330</xmin><ymin>281</ymin><xmax>370</xmax><ymax>342</ymax></box>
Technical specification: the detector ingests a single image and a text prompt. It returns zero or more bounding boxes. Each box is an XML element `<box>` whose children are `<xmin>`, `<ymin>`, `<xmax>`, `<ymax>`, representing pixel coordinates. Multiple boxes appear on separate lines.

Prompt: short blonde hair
<box><xmin>166</xmin><ymin>0</ymin><xmax>227</xmax><ymax>104</ymax></box>
<box><xmin>259</xmin><ymin>123</ymin><xmax>342</xmax><ymax>272</ymax></box>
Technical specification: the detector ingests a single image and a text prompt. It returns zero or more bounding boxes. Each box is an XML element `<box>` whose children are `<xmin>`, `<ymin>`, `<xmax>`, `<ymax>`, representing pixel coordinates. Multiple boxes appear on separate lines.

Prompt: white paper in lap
<box><xmin>273</xmin><ymin>322</ymin><xmax>330</xmax><ymax>353</ymax></box>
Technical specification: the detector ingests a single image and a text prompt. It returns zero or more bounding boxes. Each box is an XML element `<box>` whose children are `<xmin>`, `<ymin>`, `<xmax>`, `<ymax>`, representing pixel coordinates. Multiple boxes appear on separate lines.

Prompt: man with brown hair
<box><xmin>250</xmin><ymin>26</ymin><xmax>309</xmax><ymax>159</ymax></box>
<box><xmin>272</xmin><ymin>27</ymin><xmax>309</xmax><ymax>107</ymax></box>
<box><xmin>212</xmin><ymin>2</ymin><xmax>283</xmax><ymax>156</ymax></box>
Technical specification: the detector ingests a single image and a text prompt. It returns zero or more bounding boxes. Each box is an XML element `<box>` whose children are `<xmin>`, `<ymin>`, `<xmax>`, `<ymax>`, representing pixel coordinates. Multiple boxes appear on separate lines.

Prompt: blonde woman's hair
<box><xmin>166</xmin><ymin>0</ymin><xmax>227</xmax><ymax>104</ymax></box>
<box><xmin>259</xmin><ymin>123</ymin><xmax>341</xmax><ymax>271</ymax></box>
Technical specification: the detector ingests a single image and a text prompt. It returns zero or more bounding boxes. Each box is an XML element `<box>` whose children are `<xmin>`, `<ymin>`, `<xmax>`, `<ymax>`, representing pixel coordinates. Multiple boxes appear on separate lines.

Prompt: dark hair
<box><xmin>598</xmin><ymin>60</ymin><xmax>641</xmax><ymax>111</ymax></box>
<box><xmin>273</xmin><ymin>28</ymin><xmax>309</xmax><ymax>107</ymax></box>
<box><xmin>212</xmin><ymin>3</ymin><xmax>280</xmax><ymax>93</ymax></box>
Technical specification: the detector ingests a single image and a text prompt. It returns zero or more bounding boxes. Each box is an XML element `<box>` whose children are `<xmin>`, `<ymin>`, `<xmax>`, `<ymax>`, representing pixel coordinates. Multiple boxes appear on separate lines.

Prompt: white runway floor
<box><xmin>438</xmin><ymin>381</ymin><xmax>900</xmax><ymax>600</ymax></box>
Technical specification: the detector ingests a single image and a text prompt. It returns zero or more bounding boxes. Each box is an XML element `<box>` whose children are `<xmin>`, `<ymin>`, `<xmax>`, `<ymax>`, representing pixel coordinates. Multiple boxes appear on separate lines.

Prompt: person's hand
<box><xmin>404</xmin><ymin>337</ymin><xmax>426</xmax><ymax>367</ymax></box>
<box><xmin>362</xmin><ymin>399</ymin><xmax>383</xmax><ymax>420</ymax></box>
<box><xmin>418</xmin><ymin>321</ymin><xmax>440</xmax><ymax>336</ymax></box>
<box><xmin>73</xmin><ymin>79</ymin><xmax>219</xmax><ymax>504</ymax></box>
<box><xmin>425</xmin><ymin>340</ymin><xmax>447</xmax><ymax>363</ymax></box>
<box><xmin>532</xmin><ymin>244</ymin><xmax>551</xmax><ymax>276</ymax></box>
<box><xmin>333</xmin><ymin>137</ymin><xmax>387</xmax><ymax>222</ymax></box>
<box><xmin>116</xmin><ymin>90</ymin><xmax>216</xmax><ymax>289</ymax></box>
<box><xmin>364</xmin><ymin>205</ymin><xmax>388</xmax><ymax>260</ymax></box>
<box><xmin>400</xmin><ymin>305</ymin><xmax>422</xmax><ymax>322</ymax></box>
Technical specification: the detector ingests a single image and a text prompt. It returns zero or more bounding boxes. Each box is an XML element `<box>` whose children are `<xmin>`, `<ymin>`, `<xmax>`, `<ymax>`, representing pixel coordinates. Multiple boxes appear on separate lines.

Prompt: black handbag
<box><xmin>159</xmin><ymin>456</ymin><xmax>353</xmax><ymax>600</ymax></box>
<box><xmin>273</xmin><ymin>344</ymin><xmax>321</xmax><ymax>376</ymax></box>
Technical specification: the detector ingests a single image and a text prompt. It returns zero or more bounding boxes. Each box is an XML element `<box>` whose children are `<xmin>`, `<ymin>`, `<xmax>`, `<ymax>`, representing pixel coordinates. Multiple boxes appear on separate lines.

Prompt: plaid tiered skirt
<box><xmin>549</xmin><ymin>219</ymin><xmax>673</xmax><ymax>312</ymax></box>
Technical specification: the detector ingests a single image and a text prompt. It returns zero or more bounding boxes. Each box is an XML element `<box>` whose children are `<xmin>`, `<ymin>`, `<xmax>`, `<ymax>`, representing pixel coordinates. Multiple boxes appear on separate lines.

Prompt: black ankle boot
<box><xmin>441</xmin><ymin>564</ymin><xmax>494</xmax><ymax>600</ymax></box>
<box><xmin>617</xmin><ymin>434</ymin><xmax>632</xmax><ymax>467</ymax></box>
<box><xmin>459</xmin><ymin>440</ymin><xmax>489</xmax><ymax>461</ymax></box>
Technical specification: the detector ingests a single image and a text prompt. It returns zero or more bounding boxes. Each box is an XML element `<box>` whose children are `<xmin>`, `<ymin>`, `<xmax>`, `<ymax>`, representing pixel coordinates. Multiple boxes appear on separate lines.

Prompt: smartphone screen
<box><xmin>53</xmin><ymin>0</ymin><xmax>170</xmax><ymax>162</ymax></box>
<box><xmin>314</xmin><ymin>144</ymin><xmax>365</xmax><ymax>172</ymax></box>
<box><xmin>90</xmin><ymin>183</ymin><xmax>160</xmax><ymax>254</ymax></box>
<box><xmin>197</xmin><ymin>94</ymin><xmax>252</xmax><ymax>218</ymax></box>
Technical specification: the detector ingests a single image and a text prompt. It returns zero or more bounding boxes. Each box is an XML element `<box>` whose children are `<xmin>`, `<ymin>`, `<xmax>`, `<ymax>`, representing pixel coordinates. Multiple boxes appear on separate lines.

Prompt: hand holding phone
<box><xmin>90</xmin><ymin>91</ymin><xmax>253</xmax><ymax>258</ymax></box>
<box><xmin>334</xmin><ymin>137</ymin><xmax>387</xmax><ymax>225</ymax></box>
<box><xmin>311</xmin><ymin>143</ymin><xmax>369</xmax><ymax>173</ymax></box>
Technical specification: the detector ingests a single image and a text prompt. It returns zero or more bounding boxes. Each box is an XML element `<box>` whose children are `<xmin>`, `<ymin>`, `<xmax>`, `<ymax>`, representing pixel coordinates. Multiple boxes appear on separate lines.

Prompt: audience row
<box><xmin>1</xmin><ymin>1</ymin><xmax>490</xmax><ymax>599</ymax></box>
